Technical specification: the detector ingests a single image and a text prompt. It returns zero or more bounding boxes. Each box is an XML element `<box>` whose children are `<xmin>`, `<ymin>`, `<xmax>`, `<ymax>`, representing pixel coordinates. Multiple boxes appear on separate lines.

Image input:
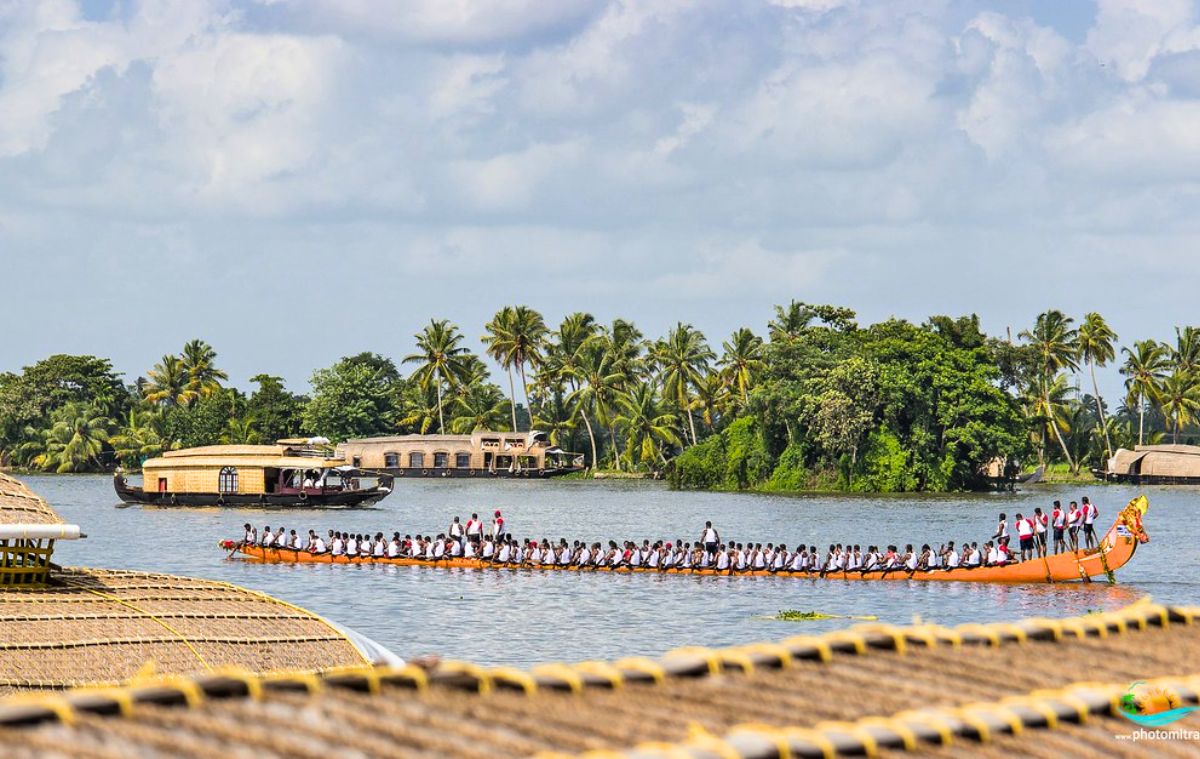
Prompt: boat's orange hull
<box><xmin>229</xmin><ymin>498</ymin><xmax>1148</xmax><ymax>584</ymax></box>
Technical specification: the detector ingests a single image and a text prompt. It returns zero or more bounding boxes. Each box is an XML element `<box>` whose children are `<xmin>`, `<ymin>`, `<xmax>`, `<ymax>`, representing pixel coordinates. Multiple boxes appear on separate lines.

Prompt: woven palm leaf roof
<box><xmin>0</xmin><ymin>473</ymin><xmax>62</xmax><ymax>526</ymax></box>
<box><xmin>0</xmin><ymin>600</ymin><xmax>1195</xmax><ymax>758</ymax></box>
<box><xmin>0</xmin><ymin>566</ymin><xmax>368</xmax><ymax>691</ymax></box>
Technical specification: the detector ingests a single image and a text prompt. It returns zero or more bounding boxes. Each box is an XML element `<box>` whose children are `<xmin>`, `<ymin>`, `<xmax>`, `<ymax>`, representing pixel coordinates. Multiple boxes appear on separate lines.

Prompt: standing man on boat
<box><xmin>699</xmin><ymin>521</ymin><xmax>720</xmax><ymax>560</ymax></box>
<box><xmin>465</xmin><ymin>513</ymin><xmax>483</xmax><ymax>546</ymax></box>
<box><xmin>1051</xmin><ymin>501</ymin><xmax>1066</xmax><ymax>554</ymax></box>
<box><xmin>1081</xmin><ymin>497</ymin><xmax>1099</xmax><ymax>549</ymax></box>
<box><xmin>492</xmin><ymin>510</ymin><xmax>506</xmax><ymax>541</ymax></box>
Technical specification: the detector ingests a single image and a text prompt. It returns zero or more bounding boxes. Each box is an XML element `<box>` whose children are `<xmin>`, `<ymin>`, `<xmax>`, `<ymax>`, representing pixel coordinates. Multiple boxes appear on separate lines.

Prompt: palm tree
<box><xmin>651</xmin><ymin>323</ymin><xmax>715</xmax><ymax>446</ymax></box>
<box><xmin>566</xmin><ymin>344</ymin><xmax>623</xmax><ymax>469</ymax></box>
<box><xmin>598</xmin><ymin>319</ymin><xmax>646</xmax><ymax>382</ymax></box>
<box><xmin>181</xmin><ymin>340</ymin><xmax>228</xmax><ymax>400</ymax></box>
<box><xmin>221</xmin><ymin>415</ymin><xmax>262</xmax><ymax>445</ymax></box>
<box><xmin>718</xmin><ymin>327</ymin><xmax>764</xmax><ymax>406</ymax></box>
<box><xmin>398</xmin><ymin>386</ymin><xmax>441</xmax><ymax>435</ymax></box>
<box><xmin>403</xmin><ymin>319</ymin><xmax>470</xmax><ymax>434</ymax></box>
<box><xmin>1020</xmin><ymin>310</ymin><xmax>1079</xmax><ymax>471</ymax></box>
<box><xmin>1158</xmin><ymin>370</ymin><xmax>1200</xmax><ymax>443</ymax></box>
<box><xmin>1173</xmin><ymin>326</ymin><xmax>1200</xmax><ymax>376</ymax></box>
<box><xmin>143</xmin><ymin>355</ymin><xmax>194</xmax><ymax>407</ymax></box>
<box><xmin>542</xmin><ymin>312</ymin><xmax>599</xmax><ymax>390</ymax></box>
<box><xmin>1076</xmin><ymin>313</ymin><xmax>1117</xmax><ymax>458</ymax></box>
<box><xmin>110</xmin><ymin>408</ymin><xmax>171</xmax><ymax>468</ymax></box>
<box><xmin>21</xmin><ymin>403</ymin><xmax>112</xmax><ymax>473</ymax></box>
<box><xmin>450</xmin><ymin>383</ymin><xmax>510</xmax><ymax>433</ymax></box>
<box><xmin>482</xmin><ymin>306</ymin><xmax>547</xmax><ymax>432</ymax></box>
<box><xmin>1022</xmin><ymin>374</ymin><xmax>1076</xmax><ymax>468</ymax></box>
<box><xmin>615</xmin><ymin>383</ymin><xmax>680</xmax><ymax>469</ymax></box>
<box><xmin>768</xmin><ymin>301</ymin><xmax>812</xmax><ymax>341</ymax></box>
<box><xmin>1121</xmin><ymin>340</ymin><xmax>1169</xmax><ymax>445</ymax></box>
<box><xmin>690</xmin><ymin>372</ymin><xmax>729</xmax><ymax>432</ymax></box>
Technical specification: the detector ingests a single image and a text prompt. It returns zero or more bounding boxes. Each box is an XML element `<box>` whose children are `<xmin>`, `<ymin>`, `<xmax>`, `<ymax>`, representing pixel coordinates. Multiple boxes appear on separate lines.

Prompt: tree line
<box><xmin>0</xmin><ymin>304</ymin><xmax>1195</xmax><ymax>491</ymax></box>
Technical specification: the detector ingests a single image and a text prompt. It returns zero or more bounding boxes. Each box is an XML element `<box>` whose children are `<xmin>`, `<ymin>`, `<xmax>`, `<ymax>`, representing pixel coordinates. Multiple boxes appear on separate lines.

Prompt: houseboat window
<box><xmin>434</xmin><ymin>452</ymin><xmax>449</xmax><ymax>468</ymax></box>
<box><xmin>352</xmin><ymin>456</ymin><xmax>362</xmax><ymax>468</ymax></box>
<box><xmin>409</xmin><ymin>452</ymin><xmax>425</xmax><ymax>468</ymax></box>
<box><xmin>384</xmin><ymin>452</ymin><xmax>399</xmax><ymax>468</ymax></box>
<box><xmin>522</xmin><ymin>456</ymin><xmax>539</xmax><ymax>469</ymax></box>
<box><xmin>455</xmin><ymin>452</ymin><xmax>471</xmax><ymax>468</ymax></box>
<box><xmin>218</xmin><ymin>467</ymin><xmax>238</xmax><ymax>494</ymax></box>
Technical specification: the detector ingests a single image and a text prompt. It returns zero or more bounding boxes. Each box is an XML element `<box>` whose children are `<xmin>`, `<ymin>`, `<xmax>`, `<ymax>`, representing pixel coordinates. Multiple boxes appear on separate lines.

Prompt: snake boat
<box><xmin>226</xmin><ymin>497</ymin><xmax>1149</xmax><ymax>584</ymax></box>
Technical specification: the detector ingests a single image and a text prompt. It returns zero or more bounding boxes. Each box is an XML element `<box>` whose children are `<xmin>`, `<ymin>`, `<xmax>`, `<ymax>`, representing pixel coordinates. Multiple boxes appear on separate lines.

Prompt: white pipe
<box><xmin>0</xmin><ymin>524</ymin><xmax>83</xmax><ymax>540</ymax></box>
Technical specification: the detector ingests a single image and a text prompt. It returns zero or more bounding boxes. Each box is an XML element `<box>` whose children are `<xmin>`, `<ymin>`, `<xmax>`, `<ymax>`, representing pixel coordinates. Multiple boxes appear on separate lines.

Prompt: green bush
<box><xmin>851</xmin><ymin>429</ymin><xmax>917</xmax><ymax>492</ymax></box>
<box><xmin>763</xmin><ymin>442</ymin><xmax>808</xmax><ymax>491</ymax></box>
<box><xmin>670</xmin><ymin>417</ymin><xmax>771</xmax><ymax>490</ymax></box>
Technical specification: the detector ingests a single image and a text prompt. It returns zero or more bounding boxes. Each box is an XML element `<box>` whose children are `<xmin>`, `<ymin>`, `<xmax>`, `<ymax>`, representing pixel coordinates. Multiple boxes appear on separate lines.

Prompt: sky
<box><xmin>1</xmin><ymin>0</ymin><xmax>1199</xmax><ymax>401</ymax></box>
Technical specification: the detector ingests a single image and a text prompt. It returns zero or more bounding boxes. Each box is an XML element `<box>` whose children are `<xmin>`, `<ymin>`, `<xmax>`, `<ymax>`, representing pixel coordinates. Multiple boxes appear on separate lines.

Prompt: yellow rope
<box><xmin>76</xmin><ymin>587</ymin><xmax>213</xmax><ymax>672</ymax></box>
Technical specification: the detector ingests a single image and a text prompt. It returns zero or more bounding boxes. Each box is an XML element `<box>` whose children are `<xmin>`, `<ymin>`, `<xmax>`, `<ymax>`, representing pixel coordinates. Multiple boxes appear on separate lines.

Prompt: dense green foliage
<box><xmin>2</xmin><ymin>303</ymin><xmax>1197</xmax><ymax>492</ymax></box>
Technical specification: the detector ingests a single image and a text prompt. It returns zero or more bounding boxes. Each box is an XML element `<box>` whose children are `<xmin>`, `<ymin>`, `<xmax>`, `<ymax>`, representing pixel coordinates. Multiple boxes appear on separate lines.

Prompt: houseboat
<box><xmin>113</xmin><ymin>438</ymin><xmax>393</xmax><ymax>507</ymax></box>
<box><xmin>1093</xmin><ymin>444</ymin><xmax>1200</xmax><ymax>485</ymax></box>
<box><xmin>336</xmin><ymin>430</ymin><xmax>585</xmax><ymax>478</ymax></box>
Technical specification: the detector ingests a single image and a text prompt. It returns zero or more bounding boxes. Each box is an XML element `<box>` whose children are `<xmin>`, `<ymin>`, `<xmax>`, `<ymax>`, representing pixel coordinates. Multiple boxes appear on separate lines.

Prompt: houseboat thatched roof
<box><xmin>1107</xmin><ymin>443</ymin><xmax>1200</xmax><ymax>480</ymax></box>
<box><xmin>0</xmin><ymin>600</ymin><xmax>1194</xmax><ymax>757</ymax></box>
<box><xmin>0</xmin><ymin>473</ymin><xmax>61</xmax><ymax>526</ymax></box>
<box><xmin>0</xmin><ymin>474</ymin><xmax>369</xmax><ymax>691</ymax></box>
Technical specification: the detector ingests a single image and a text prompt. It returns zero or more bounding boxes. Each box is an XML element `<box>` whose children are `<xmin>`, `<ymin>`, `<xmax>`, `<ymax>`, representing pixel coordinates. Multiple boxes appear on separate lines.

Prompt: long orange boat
<box><xmin>226</xmin><ymin>496</ymin><xmax>1149</xmax><ymax>584</ymax></box>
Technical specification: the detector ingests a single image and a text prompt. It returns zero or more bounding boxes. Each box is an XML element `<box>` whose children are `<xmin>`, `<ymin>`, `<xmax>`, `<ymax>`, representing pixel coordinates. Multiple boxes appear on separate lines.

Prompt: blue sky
<box><xmin>2</xmin><ymin>0</ymin><xmax>1199</xmax><ymax>402</ymax></box>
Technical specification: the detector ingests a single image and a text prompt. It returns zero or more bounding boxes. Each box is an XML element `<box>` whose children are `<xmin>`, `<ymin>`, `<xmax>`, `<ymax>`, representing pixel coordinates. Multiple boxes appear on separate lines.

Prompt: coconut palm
<box><xmin>181</xmin><ymin>340</ymin><xmax>228</xmax><ymax>400</ymax></box>
<box><xmin>221</xmin><ymin>415</ymin><xmax>262</xmax><ymax>445</ymax></box>
<box><xmin>598</xmin><ymin>318</ymin><xmax>646</xmax><ymax>383</ymax></box>
<box><xmin>1076</xmin><ymin>313</ymin><xmax>1117</xmax><ymax>458</ymax></box>
<box><xmin>718</xmin><ymin>327</ymin><xmax>765</xmax><ymax>406</ymax></box>
<box><xmin>768</xmin><ymin>301</ymin><xmax>812</xmax><ymax>341</ymax></box>
<box><xmin>398</xmin><ymin>386</ymin><xmax>442</xmax><ymax>435</ymax></box>
<box><xmin>1020</xmin><ymin>310</ymin><xmax>1079</xmax><ymax>471</ymax></box>
<box><xmin>651</xmin><ymin>323</ymin><xmax>715</xmax><ymax>446</ymax></box>
<box><xmin>143</xmin><ymin>355</ymin><xmax>195</xmax><ymax>407</ymax></box>
<box><xmin>691</xmin><ymin>372</ymin><xmax>730</xmax><ymax>432</ymax></box>
<box><xmin>1021</xmin><ymin>374</ymin><xmax>1076</xmax><ymax>469</ymax></box>
<box><xmin>1121</xmin><ymin>340</ymin><xmax>1169</xmax><ymax>445</ymax></box>
<box><xmin>403</xmin><ymin>319</ymin><xmax>470</xmax><ymax>434</ymax></box>
<box><xmin>615</xmin><ymin>383</ymin><xmax>680</xmax><ymax>469</ymax></box>
<box><xmin>542</xmin><ymin>312</ymin><xmax>599</xmax><ymax>391</ymax></box>
<box><xmin>109</xmin><ymin>408</ymin><xmax>170</xmax><ymax>468</ymax></box>
<box><xmin>566</xmin><ymin>344</ymin><xmax>623</xmax><ymax>469</ymax></box>
<box><xmin>20</xmin><ymin>403</ymin><xmax>111</xmax><ymax>473</ymax></box>
<box><xmin>482</xmin><ymin>306</ymin><xmax>547</xmax><ymax>432</ymax></box>
<box><xmin>1158</xmin><ymin>370</ymin><xmax>1200</xmax><ymax>444</ymax></box>
<box><xmin>1173</xmin><ymin>326</ymin><xmax>1200</xmax><ymax>376</ymax></box>
<box><xmin>450</xmin><ymin>383</ymin><xmax>510</xmax><ymax>433</ymax></box>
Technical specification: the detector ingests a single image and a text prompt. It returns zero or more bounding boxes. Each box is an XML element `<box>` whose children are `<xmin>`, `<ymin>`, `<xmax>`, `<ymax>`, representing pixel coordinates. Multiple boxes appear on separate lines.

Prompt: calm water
<box><xmin>32</xmin><ymin>475</ymin><xmax>1199</xmax><ymax>667</ymax></box>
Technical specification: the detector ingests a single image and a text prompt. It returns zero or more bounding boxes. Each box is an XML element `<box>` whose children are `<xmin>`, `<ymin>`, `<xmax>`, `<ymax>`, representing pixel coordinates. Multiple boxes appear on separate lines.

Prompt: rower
<box><xmin>273</xmin><ymin>527</ymin><xmax>286</xmax><ymax>549</ymax></box>
<box><xmin>310</xmin><ymin>531</ymin><xmax>328</xmax><ymax>554</ymax></box>
<box><xmin>387</xmin><ymin>533</ymin><xmax>401</xmax><ymax>558</ymax></box>
<box><xmin>259</xmin><ymin>525</ymin><xmax>272</xmax><ymax>547</ymax></box>
<box><xmin>331</xmin><ymin>533</ymin><xmax>345</xmax><ymax>557</ymax></box>
<box><xmin>241</xmin><ymin>523</ymin><xmax>256</xmax><ymax>548</ymax></box>
<box><xmin>945</xmin><ymin>541</ymin><xmax>959</xmax><ymax>569</ymax></box>
<box><xmin>715</xmin><ymin>544</ymin><xmax>731</xmax><ymax>572</ymax></box>
<box><xmin>1081</xmin><ymin>496</ymin><xmax>1099</xmax><ymax>549</ymax></box>
<box><xmin>481</xmin><ymin>536</ymin><xmax>496</xmax><ymax>561</ymax></box>
<box><xmin>288</xmin><ymin>529</ymin><xmax>301</xmax><ymax>550</ymax></box>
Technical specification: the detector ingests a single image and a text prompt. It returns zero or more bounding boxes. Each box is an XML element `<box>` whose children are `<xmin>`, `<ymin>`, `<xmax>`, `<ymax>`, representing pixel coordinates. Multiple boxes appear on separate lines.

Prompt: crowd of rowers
<box><xmin>238</xmin><ymin>497</ymin><xmax>1105</xmax><ymax>574</ymax></box>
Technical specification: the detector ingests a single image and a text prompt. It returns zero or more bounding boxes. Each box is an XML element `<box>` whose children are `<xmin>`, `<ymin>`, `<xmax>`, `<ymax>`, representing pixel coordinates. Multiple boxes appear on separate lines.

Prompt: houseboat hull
<box><xmin>114</xmin><ymin>475</ymin><xmax>392</xmax><ymax>508</ymax></box>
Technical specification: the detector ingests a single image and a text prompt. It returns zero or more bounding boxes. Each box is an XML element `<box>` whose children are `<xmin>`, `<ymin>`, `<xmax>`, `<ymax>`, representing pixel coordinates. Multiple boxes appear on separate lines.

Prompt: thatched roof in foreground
<box><xmin>0</xmin><ymin>473</ymin><xmax>61</xmax><ymax>526</ymax></box>
<box><xmin>1</xmin><ymin>600</ymin><xmax>1196</xmax><ymax>758</ymax></box>
<box><xmin>0</xmin><ymin>566</ymin><xmax>368</xmax><ymax>691</ymax></box>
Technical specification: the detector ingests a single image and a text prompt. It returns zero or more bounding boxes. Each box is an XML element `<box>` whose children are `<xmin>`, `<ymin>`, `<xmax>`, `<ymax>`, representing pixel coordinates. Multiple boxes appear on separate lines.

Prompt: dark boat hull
<box><xmin>114</xmin><ymin>476</ymin><xmax>391</xmax><ymax>508</ymax></box>
<box><xmin>382</xmin><ymin>467</ymin><xmax>583</xmax><ymax>479</ymax></box>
